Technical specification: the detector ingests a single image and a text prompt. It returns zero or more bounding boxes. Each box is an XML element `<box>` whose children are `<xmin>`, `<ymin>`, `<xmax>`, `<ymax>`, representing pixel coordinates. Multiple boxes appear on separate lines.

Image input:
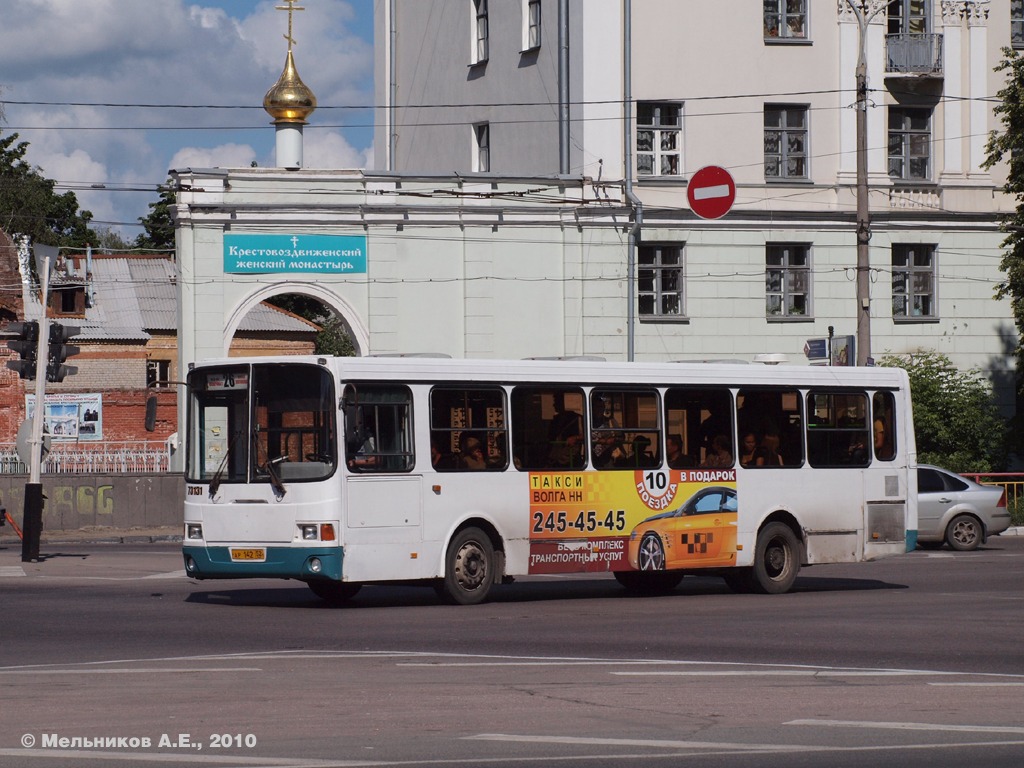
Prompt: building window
<box><xmin>888</xmin><ymin>0</ymin><xmax>929</xmax><ymax>34</ymax></box>
<box><xmin>147</xmin><ymin>360</ymin><xmax>171</xmax><ymax>388</ymax></box>
<box><xmin>636</xmin><ymin>102</ymin><xmax>681</xmax><ymax>176</ymax></box>
<box><xmin>639</xmin><ymin>245</ymin><xmax>684</xmax><ymax>318</ymax></box>
<box><xmin>766</xmin><ymin>244</ymin><xmax>811</xmax><ymax>319</ymax></box>
<box><xmin>1014</xmin><ymin>0</ymin><xmax>1024</xmax><ymax>48</ymax></box>
<box><xmin>50</xmin><ymin>284</ymin><xmax>86</xmax><ymax>316</ymax></box>
<box><xmin>764</xmin><ymin>105</ymin><xmax>808</xmax><ymax>179</ymax></box>
<box><xmin>523</xmin><ymin>0</ymin><xmax>541</xmax><ymax>50</ymax></box>
<box><xmin>473</xmin><ymin>0</ymin><xmax>489</xmax><ymax>64</ymax></box>
<box><xmin>892</xmin><ymin>244</ymin><xmax>936</xmax><ymax>319</ymax></box>
<box><xmin>764</xmin><ymin>0</ymin><xmax>807</xmax><ymax>39</ymax></box>
<box><xmin>888</xmin><ymin>107</ymin><xmax>930</xmax><ymax>181</ymax></box>
<box><xmin>474</xmin><ymin>123</ymin><xmax>490</xmax><ymax>172</ymax></box>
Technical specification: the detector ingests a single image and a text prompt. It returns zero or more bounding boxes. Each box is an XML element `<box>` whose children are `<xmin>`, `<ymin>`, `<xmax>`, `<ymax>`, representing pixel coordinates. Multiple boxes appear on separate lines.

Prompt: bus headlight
<box><xmin>186</xmin><ymin>524</ymin><xmax>203</xmax><ymax>540</ymax></box>
<box><xmin>184</xmin><ymin>556</ymin><xmax>198</xmax><ymax>573</ymax></box>
<box><xmin>309</xmin><ymin>557</ymin><xmax>322</xmax><ymax>574</ymax></box>
<box><xmin>300</xmin><ymin>524</ymin><xmax>318</xmax><ymax>540</ymax></box>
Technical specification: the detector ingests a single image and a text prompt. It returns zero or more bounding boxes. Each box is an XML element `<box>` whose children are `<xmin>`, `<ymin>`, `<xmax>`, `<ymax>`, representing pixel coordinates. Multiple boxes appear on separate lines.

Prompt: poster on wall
<box><xmin>26</xmin><ymin>393</ymin><xmax>103</xmax><ymax>441</ymax></box>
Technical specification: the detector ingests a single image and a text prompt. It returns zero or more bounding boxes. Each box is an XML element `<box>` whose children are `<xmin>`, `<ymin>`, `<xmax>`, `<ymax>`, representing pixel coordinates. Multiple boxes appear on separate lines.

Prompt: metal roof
<box><xmin>23</xmin><ymin>255</ymin><xmax>318</xmax><ymax>340</ymax></box>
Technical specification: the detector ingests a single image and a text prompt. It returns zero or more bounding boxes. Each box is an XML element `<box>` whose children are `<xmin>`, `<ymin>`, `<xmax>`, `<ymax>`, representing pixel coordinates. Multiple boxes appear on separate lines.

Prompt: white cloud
<box><xmin>301</xmin><ymin>130</ymin><xmax>369</xmax><ymax>170</ymax></box>
<box><xmin>170</xmin><ymin>143</ymin><xmax>258</xmax><ymax>171</ymax></box>
<box><xmin>0</xmin><ymin>0</ymin><xmax>374</xmax><ymax>238</ymax></box>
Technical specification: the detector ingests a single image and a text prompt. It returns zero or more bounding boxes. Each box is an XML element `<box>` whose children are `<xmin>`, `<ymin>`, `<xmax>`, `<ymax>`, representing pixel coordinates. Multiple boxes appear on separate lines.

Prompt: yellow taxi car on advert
<box><xmin>627</xmin><ymin>486</ymin><xmax>738</xmax><ymax>571</ymax></box>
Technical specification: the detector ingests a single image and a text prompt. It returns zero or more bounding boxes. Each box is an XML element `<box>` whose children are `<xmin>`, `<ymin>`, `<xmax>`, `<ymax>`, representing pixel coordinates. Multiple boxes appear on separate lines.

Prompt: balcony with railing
<box><xmin>885</xmin><ymin>33</ymin><xmax>943</xmax><ymax>78</ymax></box>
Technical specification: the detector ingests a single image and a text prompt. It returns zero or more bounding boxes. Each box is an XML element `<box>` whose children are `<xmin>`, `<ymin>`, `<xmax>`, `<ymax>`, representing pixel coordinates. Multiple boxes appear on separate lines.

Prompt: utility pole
<box><xmin>848</xmin><ymin>1</ymin><xmax>885</xmax><ymax>366</ymax></box>
<box><xmin>22</xmin><ymin>243</ymin><xmax>58</xmax><ymax>561</ymax></box>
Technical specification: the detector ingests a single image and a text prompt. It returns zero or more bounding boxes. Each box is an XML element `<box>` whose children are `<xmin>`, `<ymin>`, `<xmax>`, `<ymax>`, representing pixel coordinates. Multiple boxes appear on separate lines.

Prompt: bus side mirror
<box><xmin>144</xmin><ymin>394</ymin><xmax>158</xmax><ymax>432</ymax></box>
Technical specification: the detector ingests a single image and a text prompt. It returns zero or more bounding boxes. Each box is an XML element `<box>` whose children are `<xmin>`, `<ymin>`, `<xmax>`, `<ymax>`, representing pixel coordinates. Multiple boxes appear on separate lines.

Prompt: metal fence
<box><xmin>963</xmin><ymin>473</ymin><xmax>1024</xmax><ymax>510</ymax></box>
<box><xmin>0</xmin><ymin>442</ymin><xmax>172</xmax><ymax>474</ymax></box>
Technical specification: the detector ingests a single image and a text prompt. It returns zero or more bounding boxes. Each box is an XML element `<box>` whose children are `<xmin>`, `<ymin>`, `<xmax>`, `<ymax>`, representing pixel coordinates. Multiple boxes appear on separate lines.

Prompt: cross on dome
<box><xmin>275</xmin><ymin>1</ymin><xmax>306</xmax><ymax>51</ymax></box>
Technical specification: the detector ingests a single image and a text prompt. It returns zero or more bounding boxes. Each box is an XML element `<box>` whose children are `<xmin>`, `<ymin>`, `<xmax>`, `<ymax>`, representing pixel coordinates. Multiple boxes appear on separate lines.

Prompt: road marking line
<box><xmin>465</xmin><ymin>733</ymin><xmax>1024</xmax><ymax>756</ymax></box>
<box><xmin>613</xmin><ymin>670</ymin><xmax>947</xmax><ymax>678</ymax></box>
<box><xmin>466</xmin><ymin>733</ymin><xmax>806</xmax><ymax>752</ymax></box>
<box><xmin>0</xmin><ymin>668</ymin><xmax>262</xmax><ymax>676</ymax></box>
<box><xmin>786</xmin><ymin>719</ymin><xmax>1024</xmax><ymax>734</ymax></box>
<box><xmin>0</xmin><ymin>566</ymin><xmax>26</xmax><ymax>577</ymax></box>
<box><xmin>929</xmin><ymin>682</ymin><xmax>1024</xmax><ymax>687</ymax></box>
<box><xmin>142</xmin><ymin>570</ymin><xmax>188</xmax><ymax>579</ymax></box>
<box><xmin>0</xmin><ymin>749</ymin><xmax>349</xmax><ymax>766</ymax></box>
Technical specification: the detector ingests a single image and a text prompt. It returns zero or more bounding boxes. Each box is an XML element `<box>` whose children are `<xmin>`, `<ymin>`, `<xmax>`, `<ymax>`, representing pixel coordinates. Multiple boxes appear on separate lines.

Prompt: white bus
<box><xmin>181</xmin><ymin>356</ymin><xmax>917</xmax><ymax>604</ymax></box>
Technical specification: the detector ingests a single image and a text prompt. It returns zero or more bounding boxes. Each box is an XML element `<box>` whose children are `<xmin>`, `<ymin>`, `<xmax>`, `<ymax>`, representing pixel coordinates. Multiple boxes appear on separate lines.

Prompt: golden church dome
<box><xmin>263</xmin><ymin>49</ymin><xmax>317</xmax><ymax>125</ymax></box>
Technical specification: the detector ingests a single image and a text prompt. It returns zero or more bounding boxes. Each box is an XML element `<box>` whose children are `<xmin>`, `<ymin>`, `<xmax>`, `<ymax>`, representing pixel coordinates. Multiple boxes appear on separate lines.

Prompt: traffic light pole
<box><xmin>22</xmin><ymin>249</ymin><xmax>51</xmax><ymax>562</ymax></box>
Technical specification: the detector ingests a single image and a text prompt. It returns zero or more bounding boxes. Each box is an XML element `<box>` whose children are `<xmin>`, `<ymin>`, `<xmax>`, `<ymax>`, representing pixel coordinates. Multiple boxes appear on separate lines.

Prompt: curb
<box><xmin>0</xmin><ymin>530</ymin><xmax>182</xmax><ymax>546</ymax></box>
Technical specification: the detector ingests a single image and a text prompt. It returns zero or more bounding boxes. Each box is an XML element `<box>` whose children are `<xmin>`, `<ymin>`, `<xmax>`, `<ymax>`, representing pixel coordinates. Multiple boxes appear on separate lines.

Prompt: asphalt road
<box><xmin>1</xmin><ymin>535</ymin><xmax>1022</xmax><ymax>768</ymax></box>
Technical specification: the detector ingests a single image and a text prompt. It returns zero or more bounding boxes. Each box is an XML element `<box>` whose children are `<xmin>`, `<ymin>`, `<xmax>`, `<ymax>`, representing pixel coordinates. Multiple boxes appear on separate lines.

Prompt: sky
<box><xmin>0</xmin><ymin>0</ymin><xmax>375</xmax><ymax>242</ymax></box>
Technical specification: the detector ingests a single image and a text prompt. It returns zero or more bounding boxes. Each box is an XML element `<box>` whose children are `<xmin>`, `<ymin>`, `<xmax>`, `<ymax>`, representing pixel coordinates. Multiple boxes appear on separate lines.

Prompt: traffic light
<box><xmin>6</xmin><ymin>321</ymin><xmax>39</xmax><ymax>380</ymax></box>
<box><xmin>46</xmin><ymin>322</ymin><xmax>80</xmax><ymax>382</ymax></box>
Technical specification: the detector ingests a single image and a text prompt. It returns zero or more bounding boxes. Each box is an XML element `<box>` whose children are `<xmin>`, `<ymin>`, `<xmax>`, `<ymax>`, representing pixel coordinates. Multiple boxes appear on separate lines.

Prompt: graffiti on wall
<box><xmin>0</xmin><ymin>483</ymin><xmax>114</xmax><ymax>518</ymax></box>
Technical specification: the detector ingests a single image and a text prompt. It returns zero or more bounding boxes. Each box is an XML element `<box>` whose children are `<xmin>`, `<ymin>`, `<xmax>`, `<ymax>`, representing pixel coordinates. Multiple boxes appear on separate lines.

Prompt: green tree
<box><xmin>315</xmin><ymin>314</ymin><xmax>355</xmax><ymax>357</ymax></box>
<box><xmin>265</xmin><ymin>294</ymin><xmax>356</xmax><ymax>357</ymax></box>
<box><xmin>983</xmin><ymin>47</ymin><xmax>1024</xmax><ymax>389</ymax></box>
<box><xmin>0</xmin><ymin>131</ymin><xmax>97</xmax><ymax>248</ymax></box>
<box><xmin>134</xmin><ymin>183</ymin><xmax>176</xmax><ymax>251</ymax></box>
<box><xmin>880</xmin><ymin>350</ymin><xmax>1009</xmax><ymax>472</ymax></box>
<box><xmin>94</xmin><ymin>226</ymin><xmax>132</xmax><ymax>254</ymax></box>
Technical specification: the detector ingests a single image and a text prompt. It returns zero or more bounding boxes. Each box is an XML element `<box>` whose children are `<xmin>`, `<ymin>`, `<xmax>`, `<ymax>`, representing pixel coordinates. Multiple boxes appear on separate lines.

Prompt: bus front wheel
<box><xmin>439</xmin><ymin>527</ymin><xmax>496</xmax><ymax>605</ymax></box>
<box><xmin>751</xmin><ymin>522</ymin><xmax>800</xmax><ymax>594</ymax></box>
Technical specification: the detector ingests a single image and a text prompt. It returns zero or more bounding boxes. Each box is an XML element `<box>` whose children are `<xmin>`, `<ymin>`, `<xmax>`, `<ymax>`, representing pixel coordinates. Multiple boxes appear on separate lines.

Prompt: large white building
<box><xmin>172</xmin><ymin>1</ymin><xmax>1020</xmax><ymax>419</ymax></box>
<box><xmin>369</xmin><ymin>0</ymin><xmax>1020</xmax><ymax>410</ymax></box>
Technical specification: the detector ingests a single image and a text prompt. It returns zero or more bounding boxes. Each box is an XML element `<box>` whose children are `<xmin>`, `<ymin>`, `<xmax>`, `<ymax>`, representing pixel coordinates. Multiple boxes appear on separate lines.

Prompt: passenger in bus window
<box><xmin>431</xmin><ymin>437</ymin><xmax>457</xmax><ymax>470</ymax></box>
<box><xmin>591</xmin><ymin>398</ymin><xmax>621</xmax><ymax>468</ymax></box>
<box><xmin>460</xmin><ymin>436</ymin><xmax>488</xmax><ymax>470</ymax></box>
<box><xmin>665</xmin><ymin>434</ymin><xmax>693</xmax><ymax>469</ymax></box>
<box><xmin>846</xmin><ymin>434</ymin><xmax>868</xmax><ymax>465</ymax></box>
<box><xmin>348</xmin><ymin>432</ymin><xmax>377</xmax><ymax>469</ymax></box>
<box><xmin>701</xmin><ymin>434</ymin><xmax>733</xmax><ymax>468</ymax></box>
<box><xmin>619</xmin><ymin>434</ymin><xmax>656</xmax><ymax>468</ymax></box>
<box><xmin>547</xmin><ymin>400</ymin><xmax>583</xmax><ymax>467</ymax></box>
<box><xmin>874</xmin><ymin>417</ymin><xmax>894</xmax><ymax>461</ymax></box>
<box><xmin>740</xmin><ymin>432</ymin><xmax>758</xmax><ymax>466</ymax></box>
<box><xmin>754</xmin><ymin>431</ymin><xmax>783</xmax><ymax>467</ymax></box>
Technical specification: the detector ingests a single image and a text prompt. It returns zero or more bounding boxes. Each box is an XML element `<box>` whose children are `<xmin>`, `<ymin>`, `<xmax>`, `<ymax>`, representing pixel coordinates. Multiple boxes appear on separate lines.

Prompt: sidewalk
<box><xmin>0</xmin><ymin>525</ymin><xmax>182</xmax><ymax>546</ymax></box>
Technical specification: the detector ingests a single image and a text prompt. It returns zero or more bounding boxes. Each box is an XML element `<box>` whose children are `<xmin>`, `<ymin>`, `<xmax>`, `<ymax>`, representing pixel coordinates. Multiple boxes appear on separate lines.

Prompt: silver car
<box><xmin>917</xmin><ymin>465</ymin><xmax>1011</xmax><ymax>551</ymax></box>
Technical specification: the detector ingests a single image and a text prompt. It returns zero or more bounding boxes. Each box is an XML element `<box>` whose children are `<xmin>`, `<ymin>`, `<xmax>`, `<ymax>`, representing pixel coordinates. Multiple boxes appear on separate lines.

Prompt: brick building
<box><xmin>0</xmin><ymin>230</ymin><xmax>319</xmax><ymax>453</ymax></box>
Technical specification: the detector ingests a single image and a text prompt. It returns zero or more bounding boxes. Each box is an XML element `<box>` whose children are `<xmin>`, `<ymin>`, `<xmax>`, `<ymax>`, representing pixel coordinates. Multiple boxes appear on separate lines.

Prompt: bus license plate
<box><xmin>230</xmin><ymin>548</ymin><xmax>266</xmax><ymax>562</ymax></box>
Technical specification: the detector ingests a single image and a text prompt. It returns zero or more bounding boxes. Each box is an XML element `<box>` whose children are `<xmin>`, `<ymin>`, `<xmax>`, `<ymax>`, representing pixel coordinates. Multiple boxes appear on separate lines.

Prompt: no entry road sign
<box><xmin>687</xmin><ymin>165</ymin><xmax>736</xmax><ymax>219</ymax></box>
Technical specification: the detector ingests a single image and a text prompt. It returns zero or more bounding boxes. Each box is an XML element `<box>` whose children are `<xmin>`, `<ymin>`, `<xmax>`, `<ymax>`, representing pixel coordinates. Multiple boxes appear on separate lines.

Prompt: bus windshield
<box><xmin>186</xmin><ymin>363</ymin><xmax>336</xmax><ymax>485</ymax></box>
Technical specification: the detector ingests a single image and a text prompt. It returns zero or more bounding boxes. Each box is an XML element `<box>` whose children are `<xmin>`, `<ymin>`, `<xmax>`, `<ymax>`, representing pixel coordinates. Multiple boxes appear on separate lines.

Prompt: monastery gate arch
<box><xmin>224</xmin><ymin>281</ymin><xmax>369</xmax><ymax>358</ymax></box>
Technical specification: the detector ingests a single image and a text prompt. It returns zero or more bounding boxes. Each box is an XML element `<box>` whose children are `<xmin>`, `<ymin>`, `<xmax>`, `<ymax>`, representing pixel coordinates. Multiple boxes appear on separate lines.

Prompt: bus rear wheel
<box><xmin>307</xmin><ymin>581</ymin><xmax>362</xmax><ymax>604</ymax></box>
<box><xmin>750</xmin><ymin>522</ymin><xmax>800</xmax><ymax>594</ymax></box>
<box><xmin>439</xmin><ymin>527</ymin><xmax>496</xmax><ymax>605</ymax></box>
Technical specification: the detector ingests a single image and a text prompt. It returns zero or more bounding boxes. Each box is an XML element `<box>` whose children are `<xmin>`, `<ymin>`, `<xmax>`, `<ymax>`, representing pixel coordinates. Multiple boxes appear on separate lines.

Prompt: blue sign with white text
<box><xmin>224</xmin><ymin>234</ymin><xmax>368</xmax><ymax>274</ymax></box>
